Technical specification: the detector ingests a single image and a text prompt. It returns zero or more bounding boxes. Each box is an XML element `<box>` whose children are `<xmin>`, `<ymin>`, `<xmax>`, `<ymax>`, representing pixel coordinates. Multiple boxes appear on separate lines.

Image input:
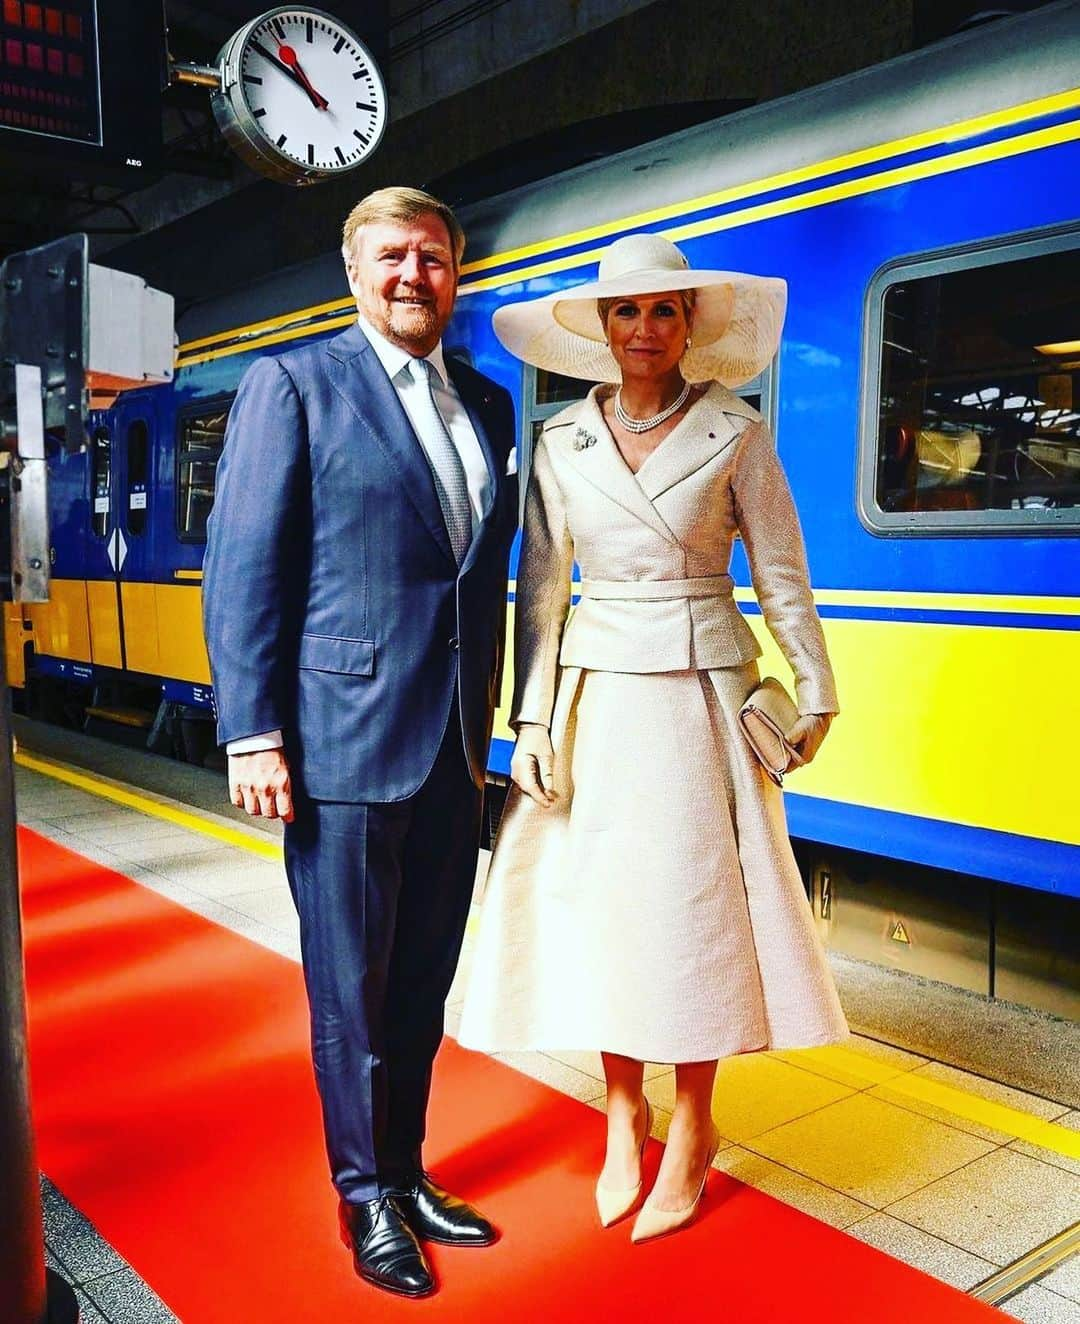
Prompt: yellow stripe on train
<box><xmin>494</xmin><ymin>600</ymin><xmax>1079</xmax><ymax>848</ymax></box>
<box><xmin>458</xmin><ymin>86</ymin><xmax>1080</xmax><ymax>278</ymax></box>
<box><xmin>459</xmin><ymin>119</ymin><xmax>1080</xmax><ymax>297</ymax></box>
<box><xmin>173</xmin><ymin>89</ymin><xmax>1080</xmax><ymax>365</ymax></box>
<box><xmin>16</xmin><ymin>581</ymin><xmax>1078</xmax><ymax>848</ymax></box>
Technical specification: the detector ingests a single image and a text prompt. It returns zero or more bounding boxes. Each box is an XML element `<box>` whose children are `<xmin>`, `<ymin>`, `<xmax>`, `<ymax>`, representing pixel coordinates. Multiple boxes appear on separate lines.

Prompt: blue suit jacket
<box><xmin>203</xmin><ymin>320</ymin><xmax>518</xmax><ymax>802</ymax></box>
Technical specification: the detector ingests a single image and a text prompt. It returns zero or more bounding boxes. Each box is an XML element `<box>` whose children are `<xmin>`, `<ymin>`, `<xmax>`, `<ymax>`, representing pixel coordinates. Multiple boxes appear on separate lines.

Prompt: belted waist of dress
<box><xmin>578</xmin><ymin>574</ymin><xmax>735</xmax><ymax>601</ymax></box>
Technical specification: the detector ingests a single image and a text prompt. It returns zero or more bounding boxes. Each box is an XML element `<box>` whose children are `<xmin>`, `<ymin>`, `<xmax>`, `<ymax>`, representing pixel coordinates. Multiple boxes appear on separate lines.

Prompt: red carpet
<box><xmin>20</xmin><ymin>827</ymin><xmax>1001</xmax><ymax>1322</ymax></box>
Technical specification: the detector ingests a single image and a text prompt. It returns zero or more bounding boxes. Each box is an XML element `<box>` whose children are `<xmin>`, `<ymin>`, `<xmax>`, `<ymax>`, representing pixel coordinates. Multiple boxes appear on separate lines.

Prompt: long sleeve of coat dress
<box><xmin>731</xmin><ymin>420</ymin><xmax>838</xmax><ymax>715</ymax></box>
<box><xmin>509</xmin><ymin>435</ymin><xmax>574</xmax><ymax>730</ymax></box>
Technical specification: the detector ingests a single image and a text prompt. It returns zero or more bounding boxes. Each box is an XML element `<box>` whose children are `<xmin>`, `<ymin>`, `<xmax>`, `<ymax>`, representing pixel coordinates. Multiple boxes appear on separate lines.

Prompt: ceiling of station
<box><xmin>166</xmin><ymin>0</ymin><xmax>386</xmax><ymax>60</ymax></box>
<box><xmin>0</xmin><ymin>0</ymin><xmax>1058</xmax><ymax>273</ymax></box>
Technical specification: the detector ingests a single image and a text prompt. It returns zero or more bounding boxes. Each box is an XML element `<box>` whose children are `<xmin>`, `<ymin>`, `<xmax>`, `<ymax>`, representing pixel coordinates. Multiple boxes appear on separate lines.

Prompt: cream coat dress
<box><xmin>458</xmin><ymin>382</ymin><xmax>848</xmax><ymax>1062</ymax></box>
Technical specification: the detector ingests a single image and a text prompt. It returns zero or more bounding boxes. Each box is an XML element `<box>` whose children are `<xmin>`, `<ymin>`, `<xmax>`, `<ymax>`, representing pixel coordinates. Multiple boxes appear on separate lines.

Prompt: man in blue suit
<box><xmin>203</xmin><ymin>188</ymin><xmax>518</xmax><ymax>1299</ymax></box>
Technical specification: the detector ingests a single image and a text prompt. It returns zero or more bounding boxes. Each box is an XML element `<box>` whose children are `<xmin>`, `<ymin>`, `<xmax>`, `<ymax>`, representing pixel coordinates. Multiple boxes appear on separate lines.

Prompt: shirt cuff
<box><xmin>226</xmin><ymin>730</ymin><xmax>284</xmax><ymax>755</ymax></box>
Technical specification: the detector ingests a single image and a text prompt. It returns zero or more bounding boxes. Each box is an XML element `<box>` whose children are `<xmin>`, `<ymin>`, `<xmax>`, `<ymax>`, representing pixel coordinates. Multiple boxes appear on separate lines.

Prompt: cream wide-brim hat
<box><xmin>491</xmin><ymin>233</ymin><xmax>788</xmax><ymax>386</ymax></box>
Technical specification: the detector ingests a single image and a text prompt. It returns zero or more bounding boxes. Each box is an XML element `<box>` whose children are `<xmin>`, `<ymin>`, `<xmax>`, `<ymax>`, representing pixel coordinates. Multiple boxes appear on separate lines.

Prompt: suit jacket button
<box><xmin>449</xmin><ymin>636</ymin><xmax>460</xmax><ymax>651</ymax></box>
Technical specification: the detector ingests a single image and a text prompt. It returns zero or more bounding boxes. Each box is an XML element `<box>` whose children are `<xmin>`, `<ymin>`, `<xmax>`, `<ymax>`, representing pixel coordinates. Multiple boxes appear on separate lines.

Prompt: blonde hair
<box><xmin>597</xmin><ymin>288</ymin><xmax>696</xmax><ymax>332</ymax></box>
<box><xmin>341</xmin><ymin>187</ymin><xmax>466</xmax><ymax>269</ymax></box>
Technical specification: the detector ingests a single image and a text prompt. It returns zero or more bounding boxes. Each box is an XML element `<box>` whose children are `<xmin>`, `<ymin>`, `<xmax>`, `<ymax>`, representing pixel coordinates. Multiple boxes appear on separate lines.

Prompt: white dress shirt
<box><xmin>359</xmin><ymin>315</ymin><xmax>491</xmax><ymax>532</ymax></box>
<box><xmin>227</xmin><ymin>317</ymin><xmax>491</xmax><ymax>757</ymax></box>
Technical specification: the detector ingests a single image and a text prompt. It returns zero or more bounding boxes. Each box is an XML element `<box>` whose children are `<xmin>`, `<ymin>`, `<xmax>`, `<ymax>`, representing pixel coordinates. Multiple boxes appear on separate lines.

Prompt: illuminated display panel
<box><xmin>0</xmin><ymin>0</ymin><xmax>101</xmax><ymax>145</ymax></box>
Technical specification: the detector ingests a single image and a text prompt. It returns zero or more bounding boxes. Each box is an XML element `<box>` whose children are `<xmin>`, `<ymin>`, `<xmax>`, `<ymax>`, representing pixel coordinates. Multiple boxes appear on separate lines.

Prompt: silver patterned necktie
<box><xmin>407</xmin><ymin>356</ymin><xmax>473</xmax><ymax>564</ymax></box>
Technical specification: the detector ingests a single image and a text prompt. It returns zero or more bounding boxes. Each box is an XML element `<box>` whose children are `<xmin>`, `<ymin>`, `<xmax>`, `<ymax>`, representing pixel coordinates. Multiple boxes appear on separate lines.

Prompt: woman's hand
<box><xmin>788</xmin><ymin>713</ymin><xmax>834</xmax><ymax>767</ymax></box>
<box><xmin>511</xmin><ymin>723</ymin><xmax>557</xmax><ymax>807</ymax></box>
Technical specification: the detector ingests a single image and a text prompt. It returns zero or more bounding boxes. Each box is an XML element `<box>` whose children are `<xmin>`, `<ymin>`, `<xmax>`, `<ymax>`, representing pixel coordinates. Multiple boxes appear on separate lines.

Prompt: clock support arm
<box><xmin>169</xmin><ymin>60</ymin><xmax>223</xmax><ymax>91</ymax></box>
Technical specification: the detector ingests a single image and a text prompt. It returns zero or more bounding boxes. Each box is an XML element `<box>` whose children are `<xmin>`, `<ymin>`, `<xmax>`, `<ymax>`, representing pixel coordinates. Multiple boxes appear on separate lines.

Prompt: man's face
<box><xmin>345</xmin><ymin>213</ymin><xmax>458</xmax><ymax>356</ymax></box>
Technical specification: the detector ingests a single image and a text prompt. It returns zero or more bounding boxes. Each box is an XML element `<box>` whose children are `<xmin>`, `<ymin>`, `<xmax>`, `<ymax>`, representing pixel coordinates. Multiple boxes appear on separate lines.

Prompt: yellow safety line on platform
<box><xmin>16</xmin><ymin>751</ymin><xmax>1077</xmax><ymax>1160</ymax></box>
<box><xmin>15</xmin><ymin>750</ymin><xmax>282</xmax><ymax>862</ymax></box>
<box><xmin>458</xmin><ymin>85</ymin><xmax>1080</xmax><ymax>277</ymax></box>
<box><xmin>780</xmin><ymin>1045</ymin><xmax>1080</xmax><ymax>1160</ymax></box>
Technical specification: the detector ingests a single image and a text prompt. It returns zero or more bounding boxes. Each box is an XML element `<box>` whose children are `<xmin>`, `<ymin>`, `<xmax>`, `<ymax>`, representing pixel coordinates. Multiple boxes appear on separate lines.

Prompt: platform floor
<box><xmin>12</xmin><ymin>719</ymin><xmax>1080</xmax><ymax>1323</ymax></box>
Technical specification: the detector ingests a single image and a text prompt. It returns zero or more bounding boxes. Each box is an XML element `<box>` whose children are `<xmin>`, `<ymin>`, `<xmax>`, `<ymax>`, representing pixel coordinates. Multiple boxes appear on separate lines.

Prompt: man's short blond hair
<box><xmin>341</xmin><ymin>187</ymin><xmax>466</xmax><ymax>268</ymax></box>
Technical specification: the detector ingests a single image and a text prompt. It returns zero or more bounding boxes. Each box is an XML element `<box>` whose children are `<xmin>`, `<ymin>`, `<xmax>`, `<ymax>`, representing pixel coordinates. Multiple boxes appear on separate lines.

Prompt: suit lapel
<box><xmin>325</xmin><ymin>322</ymin><xmax>455</xmax><ymax>564</ymax></box>
<box><xmin>635</xmin><ymin>385</ymin><xmax>756</xmax><ymax>502</ymax></box>
<box><xmin>559</xmin><ymin>390</ymin><xmax>679</xmax><ymax>545</ymax></box>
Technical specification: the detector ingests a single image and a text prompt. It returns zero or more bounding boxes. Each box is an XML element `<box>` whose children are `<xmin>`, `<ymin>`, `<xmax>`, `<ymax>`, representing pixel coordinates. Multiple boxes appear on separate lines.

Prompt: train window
<box><xmin>535</xmin><ymin>368</ymin><xmax>587</xmax><ymax>408</ymax></box>
<box><xmin>729</xmin><ymin>365</ymin><xmax>775</xmax><ymax>424</ymax></box>
<box><xmin>177</xmin><ymin>402</ymin><xmax>231</xmax><ymax>541</ymax></box>
<box><xmin>862</xmin><ymin>230</ymin><xmax>1080</xmax><ymax>535</ymax></box>
<box><xmin>90</xmin><ymin>426</ymin><xmax>110</xmax><ymax>539</ymax></box>
<box><xmin>126</xmin><ymin>419</ymin><xmax>149</xmax><ymax>536</ymax></box>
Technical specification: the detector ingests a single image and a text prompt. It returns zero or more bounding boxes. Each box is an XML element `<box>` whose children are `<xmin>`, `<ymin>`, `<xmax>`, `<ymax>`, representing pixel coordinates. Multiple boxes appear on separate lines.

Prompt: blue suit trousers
<box><xmin>283</xmin><ymin>706</ymin><xmax>482</xmax><ymax>1202</ymax></box>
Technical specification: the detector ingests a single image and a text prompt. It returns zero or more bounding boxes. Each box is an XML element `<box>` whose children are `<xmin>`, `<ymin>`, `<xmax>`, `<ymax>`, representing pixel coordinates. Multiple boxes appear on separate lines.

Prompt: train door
<box><xmin>83</xmin><ymin>415</ymin><xmax>124</xmax><ymax>671</ymax></box>
<box><xmin>111</xmin><ymin>398</ymin><xmax>159</xmax><ymax>680</ymax></box>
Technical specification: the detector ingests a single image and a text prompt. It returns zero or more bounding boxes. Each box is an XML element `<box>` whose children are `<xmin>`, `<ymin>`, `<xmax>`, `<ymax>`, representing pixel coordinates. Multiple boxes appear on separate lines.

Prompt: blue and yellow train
<box><xmin>10</xmin><ymin>3</ymin><xmax>1078</xmax><ymax>1001</ymax></box>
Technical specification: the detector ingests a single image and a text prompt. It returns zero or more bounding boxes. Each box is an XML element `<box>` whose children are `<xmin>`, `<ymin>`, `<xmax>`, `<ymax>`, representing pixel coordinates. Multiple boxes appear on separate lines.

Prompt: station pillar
<box><xmin>0</xmin><ymin>632</ymin><xmax>79</xmax><ymax>1322</ymax></box>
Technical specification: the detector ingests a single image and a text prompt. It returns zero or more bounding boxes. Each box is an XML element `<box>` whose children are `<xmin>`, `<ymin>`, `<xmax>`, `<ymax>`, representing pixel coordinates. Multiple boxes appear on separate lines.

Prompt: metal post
<box><xmin>0</xmin><ymin>348</ymin><xmax>81</xmax><ymax>1324</ymax></box>
<box><xmin>0</xmin><ymin>612</ymin><xmax>47</xmax><ymax>1317</ymax></box>
<box><xmin>0</xmin><ymin>623</ymin><xmax>77</xmax><ymax>1323</ymax></box>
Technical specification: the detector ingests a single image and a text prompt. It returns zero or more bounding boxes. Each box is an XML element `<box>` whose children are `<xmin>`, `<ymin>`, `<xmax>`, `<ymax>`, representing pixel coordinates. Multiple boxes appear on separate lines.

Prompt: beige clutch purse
<box><xmin>738</xmin><ymin>677</ymin><xmax>804</xmax><ymax>785</ymax></box>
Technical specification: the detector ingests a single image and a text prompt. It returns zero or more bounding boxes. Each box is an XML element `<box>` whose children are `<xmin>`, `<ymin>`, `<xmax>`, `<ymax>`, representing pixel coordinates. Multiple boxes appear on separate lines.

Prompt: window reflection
<box><xmin>535</xmin><ymin>368</ymin><xmax>588</xmax><ymax>407</ymax></box>
<box><xmin>90</xmin><ymin>426</ymin><xmax>110</xmax><ymax>538</ymax></box>
<box><xmin>877</xmin><ymin>247</ymin><xmax>1080</xmax><ymax>518</ymax></box>
<box><xmin>178</xmin><ymin>404</ymin><xmax>230</xmax><ymax>541</ymax></box>
<box><xmin>127</xmin><ymin>419</ymin><xmax>148</xmax><ymax>536</ymax></box>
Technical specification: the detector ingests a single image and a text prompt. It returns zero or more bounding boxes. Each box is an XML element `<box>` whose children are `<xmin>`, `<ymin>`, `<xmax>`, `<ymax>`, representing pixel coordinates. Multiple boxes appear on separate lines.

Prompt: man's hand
<box><xmin>788</xmin><ymin>713</ymin><xmax>834</xmax><ymax>767</ymax></box>
<box><xmin>511</xmin><ymin>723</ymin><xmax>557</xmax><ymax>808</ymax></box>
<box><xmin>229</xmin><ymin>748</ymin><xmax>294</xmax><ymax>821</ymax></box>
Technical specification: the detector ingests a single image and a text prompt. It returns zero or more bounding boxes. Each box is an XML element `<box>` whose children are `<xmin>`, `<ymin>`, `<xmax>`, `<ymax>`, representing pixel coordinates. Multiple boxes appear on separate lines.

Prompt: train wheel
<box><xmin>179</xmin><ymin>716</ymin><xmax>216</xmax><ymax>767</ymax></box>
<box><xmin>28</xmin><ymin>675</ymin><xmax>68</xmax><ymax>726</ymax></box>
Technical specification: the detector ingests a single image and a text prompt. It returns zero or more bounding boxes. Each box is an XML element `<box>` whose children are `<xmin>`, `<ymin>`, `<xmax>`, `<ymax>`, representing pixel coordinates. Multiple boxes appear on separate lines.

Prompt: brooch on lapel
<box><xmin>572</xmin><ymin>427</ymin><xmax>598</xmax><ymax>452</ymax></box>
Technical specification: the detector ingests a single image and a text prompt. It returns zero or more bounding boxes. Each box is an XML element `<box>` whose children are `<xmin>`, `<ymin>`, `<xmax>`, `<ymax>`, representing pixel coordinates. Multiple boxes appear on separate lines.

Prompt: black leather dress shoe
<box><xmin>339</xmin><ymin>1197</ymin><xmax>435</xmax><ymax>1297</ymax></box>
<box><xmin>393</xmin><ymin>1175</ymin><xmax>498</xmax><ymax>1247</ymax></box>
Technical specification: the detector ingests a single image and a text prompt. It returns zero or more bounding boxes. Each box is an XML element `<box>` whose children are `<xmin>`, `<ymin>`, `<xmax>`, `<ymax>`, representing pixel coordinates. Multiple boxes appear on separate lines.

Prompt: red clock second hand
<box><xmin>277</xmin><ymin>43</ymin><xmax>329</xmax><ymax>110</ymax></box>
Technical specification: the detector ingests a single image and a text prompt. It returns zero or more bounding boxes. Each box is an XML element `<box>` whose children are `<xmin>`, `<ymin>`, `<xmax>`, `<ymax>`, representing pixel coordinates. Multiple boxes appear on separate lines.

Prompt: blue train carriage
<box><xmin>450</xmin><ymin>0</ymin><xmax>1080</xmax><ymax>1013</ymax></box>
<box><xmin>7</xmin><ymin>3</ymin><xmax>1076</xmax><ymax>1006</ymax></box>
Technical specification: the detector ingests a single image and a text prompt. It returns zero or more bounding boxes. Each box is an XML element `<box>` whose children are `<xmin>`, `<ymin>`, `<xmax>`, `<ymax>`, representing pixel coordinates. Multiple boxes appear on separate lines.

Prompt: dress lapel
<box><xmin>325</xmin><ymin>322</ymin><xmax>454</xmax><ymax>563</ymax></box>
<box><xmin>635</xmin><ymin>384</ymin><xmax>757</xmax><ymax>502</ymax></box>
<box><xmin>559</xmin><ymin>389</ymin><xmax>679</xmax><ymax>546</ymax></box>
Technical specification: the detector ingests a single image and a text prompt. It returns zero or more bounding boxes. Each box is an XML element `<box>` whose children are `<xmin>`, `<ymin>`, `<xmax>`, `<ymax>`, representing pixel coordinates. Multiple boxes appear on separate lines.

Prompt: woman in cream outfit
<box><xmin>459</xmin><ymin>235</ymin><xmax>847</xmax><ymax>1241</ymax></box>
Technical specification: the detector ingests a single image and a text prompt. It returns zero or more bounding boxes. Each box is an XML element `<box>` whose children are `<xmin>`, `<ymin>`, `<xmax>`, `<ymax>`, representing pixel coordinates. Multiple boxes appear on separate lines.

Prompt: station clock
<box><xmin>211</xmin><ymin>6</ymin><xmax>388</xmax><ymax>186</ymax></box>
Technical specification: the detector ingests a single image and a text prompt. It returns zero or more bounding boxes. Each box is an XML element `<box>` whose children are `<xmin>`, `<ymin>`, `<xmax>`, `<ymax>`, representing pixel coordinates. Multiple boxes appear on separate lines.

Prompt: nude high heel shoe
<box><xmin>595</xmin><ymin>1099</ymin><xmax>652</xmax><ymax>1228</ymax></box>
<box><xmin>630</xmin><ymin>1126</ymin><xmax>719</xmax><ymax>1244</ymax></box>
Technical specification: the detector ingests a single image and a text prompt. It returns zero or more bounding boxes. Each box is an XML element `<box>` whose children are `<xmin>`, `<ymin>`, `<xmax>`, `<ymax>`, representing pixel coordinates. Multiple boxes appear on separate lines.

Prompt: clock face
<box><xmin>214</xmin><ymin>6</ymin><xmax>387</xmax><ymax>184</ymax></box>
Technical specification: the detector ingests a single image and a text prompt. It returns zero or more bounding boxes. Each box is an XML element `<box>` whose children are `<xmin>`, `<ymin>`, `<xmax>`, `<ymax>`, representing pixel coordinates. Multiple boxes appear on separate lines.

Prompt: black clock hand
<box><xmin>250</xmin><ymin>39</ymin><xmax>314</xmax><ymax>99</ymax></box>
<box><xmin>276</xmin><ymin>41</ymin><xmax>329</xmax><ymax>110</ymax></box>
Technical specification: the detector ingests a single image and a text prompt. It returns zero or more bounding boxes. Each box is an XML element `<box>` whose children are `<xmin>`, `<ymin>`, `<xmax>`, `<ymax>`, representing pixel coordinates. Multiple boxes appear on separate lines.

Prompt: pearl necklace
<box><xmin>614</xmin><ymin>380</ymin><xmax>692</xmax><ymax>433</ymax></box>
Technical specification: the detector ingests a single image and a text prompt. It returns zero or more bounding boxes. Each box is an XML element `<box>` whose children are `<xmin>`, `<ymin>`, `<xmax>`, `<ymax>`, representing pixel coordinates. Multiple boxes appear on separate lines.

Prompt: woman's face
<box><xmin>605</xmin><ymin>292</ymin><xmax>690</xmax><ymax>383</ymax></box>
